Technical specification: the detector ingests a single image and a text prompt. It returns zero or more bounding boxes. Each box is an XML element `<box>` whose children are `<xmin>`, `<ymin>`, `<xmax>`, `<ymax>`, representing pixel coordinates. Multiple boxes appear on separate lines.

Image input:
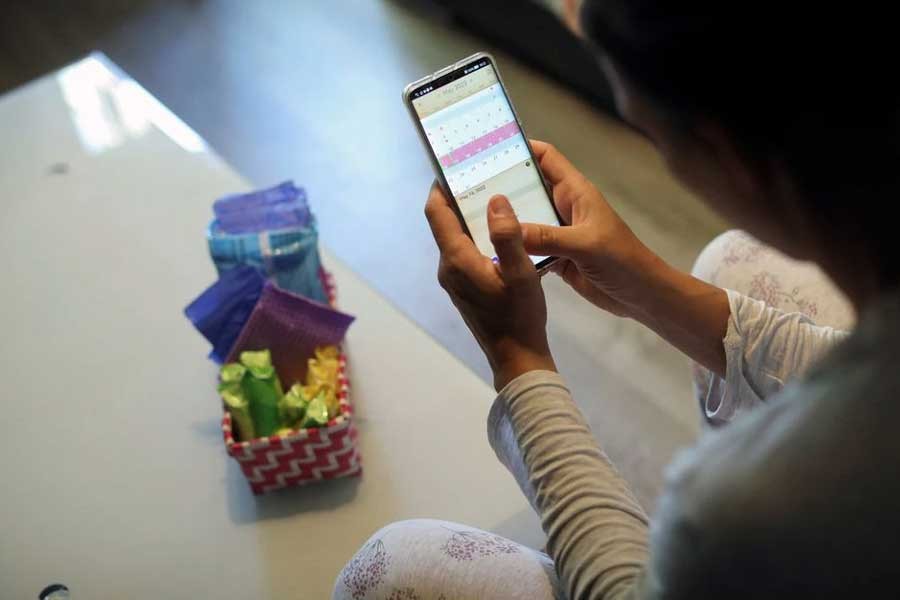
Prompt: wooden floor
<box><xmin>1</xmin><ymin>0</ymin><xmax>727</xmax><ymax>512</ymax></box>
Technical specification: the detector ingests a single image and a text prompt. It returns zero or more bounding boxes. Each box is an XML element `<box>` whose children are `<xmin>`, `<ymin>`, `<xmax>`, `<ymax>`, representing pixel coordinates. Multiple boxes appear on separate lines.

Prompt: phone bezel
<box><xmin>402</xmin><ymin>51</ymin><xmax>561</xmax><ymax>273</ymax></box>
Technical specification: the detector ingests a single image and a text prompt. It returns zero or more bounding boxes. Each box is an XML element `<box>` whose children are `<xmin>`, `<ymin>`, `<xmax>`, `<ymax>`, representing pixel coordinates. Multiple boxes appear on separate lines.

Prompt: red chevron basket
<box><xmin>221</xmin><ymin>271</ymin><xmax>361</xmax><ymax>495</ymax></box>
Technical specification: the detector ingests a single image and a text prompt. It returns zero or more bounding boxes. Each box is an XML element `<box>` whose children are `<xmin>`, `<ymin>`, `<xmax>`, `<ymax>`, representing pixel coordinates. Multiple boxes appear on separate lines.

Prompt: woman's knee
<box><xmin>332</xmin><ymin>519</ymin><xmax>449</xmax><ymax>600</ymax></box>
<box><xmin>333</xmin><ymin>519</ymin><xmax>556</xmax><ymax>600</ymax></box>
<box><xmin>691</xmin><ymin>229</ymin><xmax>747</xmax><ymax>283</ymax></box>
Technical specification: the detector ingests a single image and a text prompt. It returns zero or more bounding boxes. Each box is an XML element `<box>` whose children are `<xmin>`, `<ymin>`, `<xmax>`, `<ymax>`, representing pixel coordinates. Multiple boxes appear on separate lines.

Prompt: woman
<box><xmin>335</xmin><ymin>1</ymin><xmax>899</xmax><ymax>598</ymax></box>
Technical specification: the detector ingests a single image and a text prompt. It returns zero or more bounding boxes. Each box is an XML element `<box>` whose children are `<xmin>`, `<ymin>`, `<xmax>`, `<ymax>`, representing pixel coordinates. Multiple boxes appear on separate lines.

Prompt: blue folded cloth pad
<box><xmin>184</xmin><ymin>265</ymin><xmax>266</xmax><ymax>364</ymax></box>
<box><xmin>206</xmin><ymin>180</ymin><xmax>327</xmax><ymax>303</ymax></box>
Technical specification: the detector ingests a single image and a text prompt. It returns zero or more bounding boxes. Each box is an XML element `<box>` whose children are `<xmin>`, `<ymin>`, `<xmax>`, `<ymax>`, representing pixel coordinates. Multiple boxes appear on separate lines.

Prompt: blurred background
<box><xmin>1</xmin><ymin>0</ymin><xmax>727</xmax><ymax>509</ymax></box>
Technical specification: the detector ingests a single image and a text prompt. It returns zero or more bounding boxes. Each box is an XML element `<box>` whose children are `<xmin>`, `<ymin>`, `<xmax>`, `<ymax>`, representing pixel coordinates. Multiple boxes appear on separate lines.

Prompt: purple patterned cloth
<box><xmin>225</xmin><ymin>282</ymin><xmax>355</xmax><ymax>386</ymax></box>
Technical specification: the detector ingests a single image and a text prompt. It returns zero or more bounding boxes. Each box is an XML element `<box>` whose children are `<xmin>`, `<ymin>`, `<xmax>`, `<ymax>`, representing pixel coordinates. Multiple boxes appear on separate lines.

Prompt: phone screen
<box><xmin>410</xmin><ymin>56</ymin><xmax>560</xmax><ymax>266</ymax></box>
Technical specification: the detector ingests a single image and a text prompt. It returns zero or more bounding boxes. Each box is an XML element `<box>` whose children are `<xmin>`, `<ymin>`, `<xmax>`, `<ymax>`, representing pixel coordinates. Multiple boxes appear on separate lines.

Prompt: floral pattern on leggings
<box><xmin>335</xmin><ymin>520</ymin><xmax>560</xmax><ymax>600</ymax></box>
<box><xmin>341</xmin><ymin>538</ymin><xmax>389</xmax><ymax>599</ymax></box>
<box><xmin>385</xmin><ymin>590</ymin><xmax>449</xmax><ymax>600</ymax></box>
<box><xmin>713</xmin><ymin>232</ymin><xmax>820</xmax><ymax>319</ymax></box>
<box><xmin>748</xmin><ymin>271</ymin><xmax>819</xmax><ymax>319</ymax></box>
<box><xmin>442</xmin><ymin>529</ymin><xmax>521</xmax><ymax>561</ymax></box>
<box><xmin>384</xmin><ymin>588</ymin><xmax>418</xmax><ymax>600</ymax></box>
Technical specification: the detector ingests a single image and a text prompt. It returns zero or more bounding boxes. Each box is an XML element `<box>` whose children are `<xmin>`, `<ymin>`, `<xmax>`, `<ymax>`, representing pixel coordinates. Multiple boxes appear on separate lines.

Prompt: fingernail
<box><xmin>489</xmin><ymin>195</ymin><xmax>513</xmax><ymax>217</ymax></box>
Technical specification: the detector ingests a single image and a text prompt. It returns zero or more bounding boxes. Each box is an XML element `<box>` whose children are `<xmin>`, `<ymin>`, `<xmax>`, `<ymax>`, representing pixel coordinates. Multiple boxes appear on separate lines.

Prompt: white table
<box><xmin>0</xmin><ymin>54</ymin><xmax>541</xmax><ymax>599</ymax></box>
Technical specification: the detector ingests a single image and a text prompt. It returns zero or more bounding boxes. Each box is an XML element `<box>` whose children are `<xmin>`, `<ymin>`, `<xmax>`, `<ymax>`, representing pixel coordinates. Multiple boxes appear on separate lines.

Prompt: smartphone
<box><xmin>403</xmin><ymin>52</ymin><xmax>562</xmax><ymax>271</ymax></box>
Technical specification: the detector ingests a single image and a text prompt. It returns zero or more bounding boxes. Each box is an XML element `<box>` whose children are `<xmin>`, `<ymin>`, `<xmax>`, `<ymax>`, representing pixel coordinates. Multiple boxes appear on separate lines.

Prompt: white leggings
<box><xmin>333</xmin><ymin>519</ymin><xmax>561</xmax><ymax>600</ymax></box>
<box><xmin>333</xmin><ymin>231</ymin><xmax>853</xmax><ymax>600</ymax></box>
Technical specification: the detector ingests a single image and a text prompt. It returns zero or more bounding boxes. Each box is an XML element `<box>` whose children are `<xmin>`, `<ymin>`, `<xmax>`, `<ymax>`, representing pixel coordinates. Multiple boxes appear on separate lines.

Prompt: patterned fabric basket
<box><xmin>221</xmin><ymin>271</ymin><xmax>361</xmax><ymax>494</ymax></box>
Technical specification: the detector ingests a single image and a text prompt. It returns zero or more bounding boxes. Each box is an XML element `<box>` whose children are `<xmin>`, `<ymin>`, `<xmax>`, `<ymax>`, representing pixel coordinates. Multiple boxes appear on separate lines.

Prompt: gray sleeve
<box><xmin>488</xmin><ymin>371</ymin><xmax>651</xmax><ymax>600</ymax></box>
<box><xmin>701</xmin><ymin>290</ymin><xmax>850</xmax><ymax>424</ymax></box>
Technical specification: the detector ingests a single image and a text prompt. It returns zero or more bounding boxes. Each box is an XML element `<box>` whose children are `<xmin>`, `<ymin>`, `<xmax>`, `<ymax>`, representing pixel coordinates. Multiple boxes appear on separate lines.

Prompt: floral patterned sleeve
<box><xmin>701</xmin><ymin>290</ymin><xmax>850</xmax><ymax>425</ymax></box>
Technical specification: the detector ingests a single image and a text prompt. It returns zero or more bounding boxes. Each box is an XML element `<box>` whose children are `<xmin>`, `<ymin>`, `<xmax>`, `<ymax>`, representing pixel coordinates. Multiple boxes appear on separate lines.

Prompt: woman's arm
<box><xmin>610</xmin><ymin>251</ymin><xmax>731</xmax><ymax>377</ymax></box>
<box><xmin>489</xmin><ymin>371</ymin><xmax>650</xmax><ymax>600</ymax></box>
<box><xmin>520</xmin><ymin>141</ymin><xmax>731</xmax><ymax>377</ymax></box>
<box><xmin>523</xmin><ymin>141</ymin><xmax>852</xmax><ymax>390</ymax></box>
<box><xmin>423</xmin><ymin>176</ymin><xmax>657</xmax><ymax>598</ymax></box>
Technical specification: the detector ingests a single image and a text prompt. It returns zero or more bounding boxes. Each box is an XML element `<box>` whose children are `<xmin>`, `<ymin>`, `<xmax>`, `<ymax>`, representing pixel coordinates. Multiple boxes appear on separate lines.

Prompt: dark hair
<box><xmin>581</xmin><ymin>1</ymin><xmax>899</xmax><ymax>282</ymax></box>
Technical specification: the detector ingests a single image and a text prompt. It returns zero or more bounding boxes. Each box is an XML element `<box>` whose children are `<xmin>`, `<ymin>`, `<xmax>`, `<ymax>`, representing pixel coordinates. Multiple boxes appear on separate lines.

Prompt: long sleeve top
<box><xmin>488</xmin><ymin>289</ymin><xmax>900</xmax><ymax>598</ymax></box>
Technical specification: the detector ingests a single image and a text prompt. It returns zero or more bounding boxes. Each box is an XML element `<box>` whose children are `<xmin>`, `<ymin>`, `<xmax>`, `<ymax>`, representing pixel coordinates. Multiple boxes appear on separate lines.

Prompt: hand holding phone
<box><xmin>404</xmin><ymin>52</ymin><xmax>562</xmax><ymax>272</ymax></box>
<box><xmin>424</xmin><ymin>182</ymin><xmax>557</xmax><ymax>390</ymax></box>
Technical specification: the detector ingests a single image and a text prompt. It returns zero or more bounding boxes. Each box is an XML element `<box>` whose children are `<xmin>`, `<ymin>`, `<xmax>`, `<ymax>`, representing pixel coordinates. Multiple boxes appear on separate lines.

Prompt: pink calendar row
<box><xmin>438</xmin><ymin>120</ymin><xmax>520</xmax><ymax>168</ymax></box>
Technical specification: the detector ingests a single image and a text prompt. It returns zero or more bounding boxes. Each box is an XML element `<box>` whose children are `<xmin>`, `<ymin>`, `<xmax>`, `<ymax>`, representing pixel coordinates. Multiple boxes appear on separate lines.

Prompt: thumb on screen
<box><xmin>521</xmin><ymin>222</ymin><xmax>583</xmax><ymax>259</ymax></box>
<box><xmin>487</xmin><ymin>195</ymin><xmax>533</xmax><ymax>282</ymax></box>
